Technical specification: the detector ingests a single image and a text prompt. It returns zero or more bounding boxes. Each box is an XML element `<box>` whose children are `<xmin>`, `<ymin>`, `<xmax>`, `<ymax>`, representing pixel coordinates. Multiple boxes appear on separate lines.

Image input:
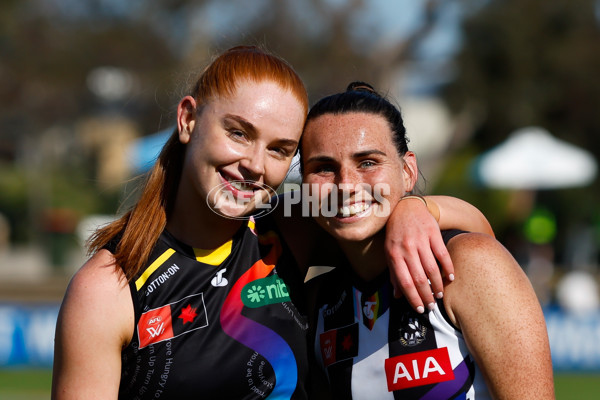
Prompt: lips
<box><xmin>218</xmin><ymin>172</ymin><xmax>260</xmax><ymax>199</ymax></box>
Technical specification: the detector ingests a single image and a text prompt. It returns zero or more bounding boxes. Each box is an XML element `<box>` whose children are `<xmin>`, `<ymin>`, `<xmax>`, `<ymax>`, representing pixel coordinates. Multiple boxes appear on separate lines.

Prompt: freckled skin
<box><xmin>443</xmin><ymin>233</ymin><xmax>554</xmax><ymax>399</ymax></box>
<box><xmin>302</xmin><ymin>112</ymin><xmax>416</xmax><ymax>245</ymax></box>
<box><xmin>302</xmin><ymin>111</ymin><xmax>555</xmax><ymax>399</ymax></box>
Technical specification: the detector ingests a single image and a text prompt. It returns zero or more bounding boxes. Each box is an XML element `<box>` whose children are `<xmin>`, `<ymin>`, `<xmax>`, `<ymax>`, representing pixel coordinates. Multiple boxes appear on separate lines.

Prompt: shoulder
<box><xmin>445</xmin><ymin>232</ymin><xmax>515</xmax><ymax>271</ymax></box>
<box><xmin>440</xmin><ymin>236</ymin><xmax>554</xmax><ymax>398</ymax></box>
<box><xmin>443</xmin><ymin>232</ymin><xmax>529</xmax><ymax>325</ymax></box>
<box><xmin>53</xmin><ymin>250</ymin><xmax>134</xmax><ymax>397</ymax></box>
<box><xmin>66</xmin><ymin>249</ymin><xmax>128</xmax><ymax>300</ymax></box>
<box><xmin>59</xmin><ymin>249</ymin><xmax>134</xmax><ymax>345</ymax></box>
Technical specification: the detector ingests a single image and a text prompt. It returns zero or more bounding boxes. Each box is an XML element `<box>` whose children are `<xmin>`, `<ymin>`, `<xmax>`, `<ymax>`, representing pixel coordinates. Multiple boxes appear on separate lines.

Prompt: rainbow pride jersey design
<box><xmin>118</xmin><ymin>219</ymin><xmax>309</xmax><ymax>399</ymax></box>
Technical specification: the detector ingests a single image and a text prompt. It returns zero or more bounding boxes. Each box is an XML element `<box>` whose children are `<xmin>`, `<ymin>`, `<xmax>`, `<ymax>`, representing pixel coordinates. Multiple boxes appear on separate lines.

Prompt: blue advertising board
<box><xmin>0</xmin><ymin>303</ymin><xmax>59</xmax><ymax>367</ymax></box>
<box><xmin>0</xmin><ymin>303</ymin><xmax>599</xmax><ymax>371</ymax></box>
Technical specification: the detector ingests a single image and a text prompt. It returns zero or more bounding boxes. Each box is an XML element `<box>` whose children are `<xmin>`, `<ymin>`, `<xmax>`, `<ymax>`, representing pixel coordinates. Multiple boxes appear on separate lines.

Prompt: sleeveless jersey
<box><xmin>309</xmin><ymin>230</ymin><xmax>491</xmax><ymax>400</ymax></box>
<box><xmin>118</xmin><ymin>218</ymin><xmax>309</xmax><ymax>399</ymax></box>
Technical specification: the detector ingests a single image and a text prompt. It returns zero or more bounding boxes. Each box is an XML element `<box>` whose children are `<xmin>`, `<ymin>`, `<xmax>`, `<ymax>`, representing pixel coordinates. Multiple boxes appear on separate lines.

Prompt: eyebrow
<box><xmin>304</xmin><ymin>155</ymin><xmax>335</xmax><ymax>165</ymax></box>
<box><xmin>305</xmin><ymin>149</ymin><xmax>388</xmax><ymax>165</ymax></box>
<box><xmin>223</xmin><ymin>114</ymin><xmax>256</xmax><ymax>135</ymax></box>
<box><xmin>352</xmin><ymin>149</ymin><xmax>387</xmax><ymax>158</ymax></box>
<box><xmin>223</xmin><ymin>114</ymin><xmax>299</xmax><ymax>147</ymax></box>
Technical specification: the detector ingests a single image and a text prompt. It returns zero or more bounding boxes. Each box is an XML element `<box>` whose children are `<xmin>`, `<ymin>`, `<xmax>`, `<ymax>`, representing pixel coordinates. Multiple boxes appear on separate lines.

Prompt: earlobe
<box><xmin>177</xmin><ymin>96</ymin><xmax>197</xmax><ymax>144</ymax></box>
<box><xmin>402</xmin><ymin>151</ymin><xmax>418</xmax><ymax>191</ymax></box>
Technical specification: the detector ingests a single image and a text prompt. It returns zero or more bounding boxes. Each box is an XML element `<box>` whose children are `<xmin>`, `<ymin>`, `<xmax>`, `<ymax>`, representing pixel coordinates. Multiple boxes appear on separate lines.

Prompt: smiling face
<box><xmin>301</xmin><ymin>112</ymin><xmax>417</xmax><ymax>242</ymax></box>
<box><xmin>177</xmin><ymin>80</ymin><xmax>305</xmax><ymax>219</ymax></box>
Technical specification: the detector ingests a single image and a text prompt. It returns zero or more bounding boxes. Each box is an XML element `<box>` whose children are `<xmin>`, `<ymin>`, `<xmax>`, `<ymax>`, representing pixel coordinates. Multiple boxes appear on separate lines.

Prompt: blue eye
<box><xmin>359</xmin><ymin>160</ymin><xmax>376</xmax><ymax>168</ymax></box>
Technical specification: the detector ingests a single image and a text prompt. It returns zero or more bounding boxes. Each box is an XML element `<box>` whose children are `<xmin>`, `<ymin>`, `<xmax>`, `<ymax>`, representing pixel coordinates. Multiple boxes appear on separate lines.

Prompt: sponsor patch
<box><xmin>319</xmin><ymin>323</ymin><xmax>359</xmax><ymax>367</ymax></box>
<box><xmin>138</xmin><ymin>292</ymin><xmax>208</xmax><ymax>348</ymax></box>
<box><xmin>241</xmin><ymin>275</ymin><xmax>290</xmax><ymax>307</ymax></box>
<box><xmin>384</xmin><ymin>347</ymin><xmax>454</xmax><ymax>391</ymax></box>
<box><xmin>398</xmin><ymin>316</ymin><xmax>427</xmax><ymax>346</ymax></box>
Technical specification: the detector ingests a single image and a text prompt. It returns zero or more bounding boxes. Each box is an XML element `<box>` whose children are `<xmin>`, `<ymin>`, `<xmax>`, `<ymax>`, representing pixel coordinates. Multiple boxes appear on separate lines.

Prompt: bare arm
<box><xmin>444</xmin><ymin>233</ymin><xmax>554</xmax><ymax>399</ymax></box>
<box><xmin>52</xmin><ymin>250</ymin><xmax>134</xmax><ymax>400</ymax></box>
<box><xmin>428</xmin><ymin>195</ymin><xmax>494</xmax><ymax>237</ymax></box>
<box><xmin>385</xmin><ymin>195</ymin><xmax>494</xmax><ymax>312</ymax></box>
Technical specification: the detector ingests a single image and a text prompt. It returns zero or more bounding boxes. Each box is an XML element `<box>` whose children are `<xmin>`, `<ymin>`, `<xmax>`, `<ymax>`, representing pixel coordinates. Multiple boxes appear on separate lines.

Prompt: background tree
<box><xmin>435</xmin><ymin>0</ymin><xmax>600</xmax><ymax>265</ymax></box>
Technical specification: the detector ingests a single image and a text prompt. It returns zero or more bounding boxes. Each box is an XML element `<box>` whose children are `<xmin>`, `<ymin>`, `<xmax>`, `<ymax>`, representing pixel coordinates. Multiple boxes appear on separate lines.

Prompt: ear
<box><xmin>402</xmin><ymin>151</ymin><xmax>418</xmax><ymax>192</ymax></box>
<box><xmin>177</xmin><ymin>96</ymin><xmax>197</xmax><ymax>144</ymax></box>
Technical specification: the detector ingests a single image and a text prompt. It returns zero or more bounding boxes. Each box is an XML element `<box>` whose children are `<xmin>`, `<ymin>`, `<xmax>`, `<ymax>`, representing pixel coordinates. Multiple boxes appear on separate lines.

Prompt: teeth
<box><xmin>338</xmin><ymin>203</ymin><xmax>370</xmax><ymax>217</ymax></box>
<box><xmin>230</xmin><ymin>180</ymin><xmax>254</xmax><ymax>191</ymax></box>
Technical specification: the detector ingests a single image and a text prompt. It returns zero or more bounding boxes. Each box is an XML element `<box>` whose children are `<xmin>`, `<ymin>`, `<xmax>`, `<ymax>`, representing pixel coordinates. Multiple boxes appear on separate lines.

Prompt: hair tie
<box><xmin>346</xmin><ymin>81</ymin><xmax>377</xmax><ymax>95</ymax></box>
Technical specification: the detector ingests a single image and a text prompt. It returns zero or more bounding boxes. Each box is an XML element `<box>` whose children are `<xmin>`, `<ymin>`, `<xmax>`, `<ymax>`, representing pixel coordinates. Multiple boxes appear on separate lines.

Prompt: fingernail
<box><xmin>448</xmin><ymin>274</ymin><xmax>455</xmax><ymax>281</ymax></box>
<box><xmin>416</xmin><ymin>306</ymin><xmax>425</xmax><ymax>314</ymax></box>
<box><xmin>436</xmin><ymin>292</ymin><xmax>443</xmax><ymax>299</ymax></box>
<box><xmin>427</xmin><ymin>302</ymin><xmax>436</xmax><ymax>311</ymax></box>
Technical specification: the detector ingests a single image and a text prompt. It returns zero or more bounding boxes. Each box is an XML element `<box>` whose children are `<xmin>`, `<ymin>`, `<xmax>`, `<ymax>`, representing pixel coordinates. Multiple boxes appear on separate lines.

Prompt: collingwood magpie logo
<box><xmin>399</xmin><ymin>317</ymin><xmax>427</xmax><ymax>346</ymax></box>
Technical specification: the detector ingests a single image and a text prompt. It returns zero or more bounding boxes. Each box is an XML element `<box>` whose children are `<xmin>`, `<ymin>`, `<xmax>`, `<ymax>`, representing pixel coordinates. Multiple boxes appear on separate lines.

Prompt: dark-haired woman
<box><xmin>303</xmin><ymin>82</ymin><xmax>554</xmax><ymax>399</ymax></box>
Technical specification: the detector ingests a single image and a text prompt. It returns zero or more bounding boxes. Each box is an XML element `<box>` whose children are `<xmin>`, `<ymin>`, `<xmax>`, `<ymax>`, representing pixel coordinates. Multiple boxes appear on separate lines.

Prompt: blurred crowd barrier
<box><xmin>0</xmin><ymin>303</ymin><xmax>599</xmax><ymax>371</ymax></box>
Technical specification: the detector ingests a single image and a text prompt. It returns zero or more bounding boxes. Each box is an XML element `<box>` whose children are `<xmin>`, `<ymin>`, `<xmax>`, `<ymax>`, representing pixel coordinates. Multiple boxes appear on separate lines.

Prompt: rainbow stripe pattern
<box><xmin>220</xmin><ymin>231</ymin><xmax>297</xmax><ymax>399</ymax></box>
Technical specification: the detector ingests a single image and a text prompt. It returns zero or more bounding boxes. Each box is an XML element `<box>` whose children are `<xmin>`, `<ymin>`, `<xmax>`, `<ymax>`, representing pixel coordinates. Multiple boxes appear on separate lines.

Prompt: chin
<box><xmin>321</xmin><ymin>224</ymin><xmax>377</xmax><ymax>244</ymax></box>
<box><xmin>207</xmin><ymin>197</ymin><xmax>259</xmax><ymax>220</ymax></box>
<box><xmin>318</xmin><ymin>214</ymin><xmax>384</xmax><ymax>242</ymax></box>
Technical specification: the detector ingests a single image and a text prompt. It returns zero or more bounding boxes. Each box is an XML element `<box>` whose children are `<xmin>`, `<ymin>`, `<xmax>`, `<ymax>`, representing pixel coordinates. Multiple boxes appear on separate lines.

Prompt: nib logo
<box><xmin>241</xmin><ymin>276</ymin><xmax>290</xmax><ymax>307</ymax></box>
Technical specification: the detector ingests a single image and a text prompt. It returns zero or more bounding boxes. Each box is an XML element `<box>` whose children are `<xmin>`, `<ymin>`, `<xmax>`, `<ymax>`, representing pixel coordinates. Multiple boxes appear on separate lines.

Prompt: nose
<box><xmin>337</xmin><ymin>165</ymin><xmax>359</xmax><ymax>187</ymax></box>
<box><xmin>336</xmin><ymin>166</ymin><xmax>358</xmax><ymax>194</ymax></box>
<box><xmin>239</xmin><ymin>145</ymin><xmax>266</xmax><ymax>180</ymax></box>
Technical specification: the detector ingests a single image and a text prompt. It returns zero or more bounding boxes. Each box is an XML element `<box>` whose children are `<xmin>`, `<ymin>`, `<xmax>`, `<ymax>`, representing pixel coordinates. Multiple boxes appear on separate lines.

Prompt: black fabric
<box><xmin>118</xmin><ymin>219</ymin><xmax>309</xmax><ymax>399</ymax></box>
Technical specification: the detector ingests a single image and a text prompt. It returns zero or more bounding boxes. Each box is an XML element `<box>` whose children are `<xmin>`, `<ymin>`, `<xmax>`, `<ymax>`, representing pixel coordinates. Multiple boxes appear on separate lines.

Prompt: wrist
<box><xmin>400</xmin><ymin>195</ymin><xmax>440</xmax><ymax>222</ymax></box>
<box><xmin>400</xmin><ymin>195</ymin><xmax>427</xmax><ymax>207</ymax></box>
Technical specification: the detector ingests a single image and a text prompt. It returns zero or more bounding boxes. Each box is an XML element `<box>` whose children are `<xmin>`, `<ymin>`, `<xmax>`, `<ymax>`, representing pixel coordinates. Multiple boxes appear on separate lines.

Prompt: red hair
<box><xmin>87</xmin><ymin>46</ymin><xmax>308</xmax><ymax>281</ymax></box>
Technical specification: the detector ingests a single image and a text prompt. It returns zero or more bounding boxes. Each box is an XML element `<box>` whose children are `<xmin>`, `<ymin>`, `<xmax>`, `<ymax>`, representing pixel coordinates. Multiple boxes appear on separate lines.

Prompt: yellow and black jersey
<box><xmin>117</xmin><ymin>217</ymin><xmax>309</xmax><ymax>399</ymax></box>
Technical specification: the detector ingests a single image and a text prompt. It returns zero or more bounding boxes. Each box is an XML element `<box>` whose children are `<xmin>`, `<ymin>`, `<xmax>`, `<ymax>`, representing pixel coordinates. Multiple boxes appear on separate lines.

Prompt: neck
<box><xmin>167</xmin><ymin>187</ymin><xmax>244</xmax><ymax>250</ymax></box>
<box><xmin>337</xmin><ymin>230</ymin><xmax>388</xmax><ymax>282</ymax></box>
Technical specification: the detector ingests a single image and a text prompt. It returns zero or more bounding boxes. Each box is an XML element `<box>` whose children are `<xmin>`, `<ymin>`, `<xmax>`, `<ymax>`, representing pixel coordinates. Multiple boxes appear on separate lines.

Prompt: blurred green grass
<box><xmin>0</xmin><ymin>369</ymin><xmax>52</xmax><ymax>400</ymax></box>
<box><xmin>0</xmin><ymin>369</ymin><xmax>598</xmax><ymax>399</ymax></box>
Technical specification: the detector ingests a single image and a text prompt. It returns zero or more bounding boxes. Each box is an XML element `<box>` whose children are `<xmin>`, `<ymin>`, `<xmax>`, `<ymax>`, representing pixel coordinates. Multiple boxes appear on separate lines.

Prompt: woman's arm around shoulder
<box><xmin>443</xmin><ymin>233</ymin><xmax>554</xmax><ymax>399</ymax></box>
<box><xmin>52</xmin><ymin>249</ymin><xmax>134</xmax><ymax>400</ymax></box>
<box><xmin>385</xmin><ymin>195</ymin><xmax>494</xmax><ymax>311</ymax></box>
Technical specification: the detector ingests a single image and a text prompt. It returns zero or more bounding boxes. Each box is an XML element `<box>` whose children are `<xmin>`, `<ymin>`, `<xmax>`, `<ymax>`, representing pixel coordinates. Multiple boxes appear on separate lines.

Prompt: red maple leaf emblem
<box><xmin>341</xmin><ymin>334</ymin><xmax>353</xmax><ymax>351</ymax></box>
<box><xmin>178</xmin><ymin>304</ymin><xmax>198</xmax><ymax>324</ymax></box>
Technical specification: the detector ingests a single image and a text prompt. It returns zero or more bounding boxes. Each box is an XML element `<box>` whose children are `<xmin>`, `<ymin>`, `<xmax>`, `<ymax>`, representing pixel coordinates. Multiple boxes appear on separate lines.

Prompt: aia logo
<box><xmin>384</xmin><ymin>347</ymin><xmax>454</xmax><ymax>391</ymax></box>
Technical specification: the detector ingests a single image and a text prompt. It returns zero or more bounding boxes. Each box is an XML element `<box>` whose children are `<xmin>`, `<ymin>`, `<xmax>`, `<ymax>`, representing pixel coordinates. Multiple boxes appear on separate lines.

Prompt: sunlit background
<box><xmin>1</xmin><ymin>0</ymin><xmax>600</xmax><ymax>398</ymax></box>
